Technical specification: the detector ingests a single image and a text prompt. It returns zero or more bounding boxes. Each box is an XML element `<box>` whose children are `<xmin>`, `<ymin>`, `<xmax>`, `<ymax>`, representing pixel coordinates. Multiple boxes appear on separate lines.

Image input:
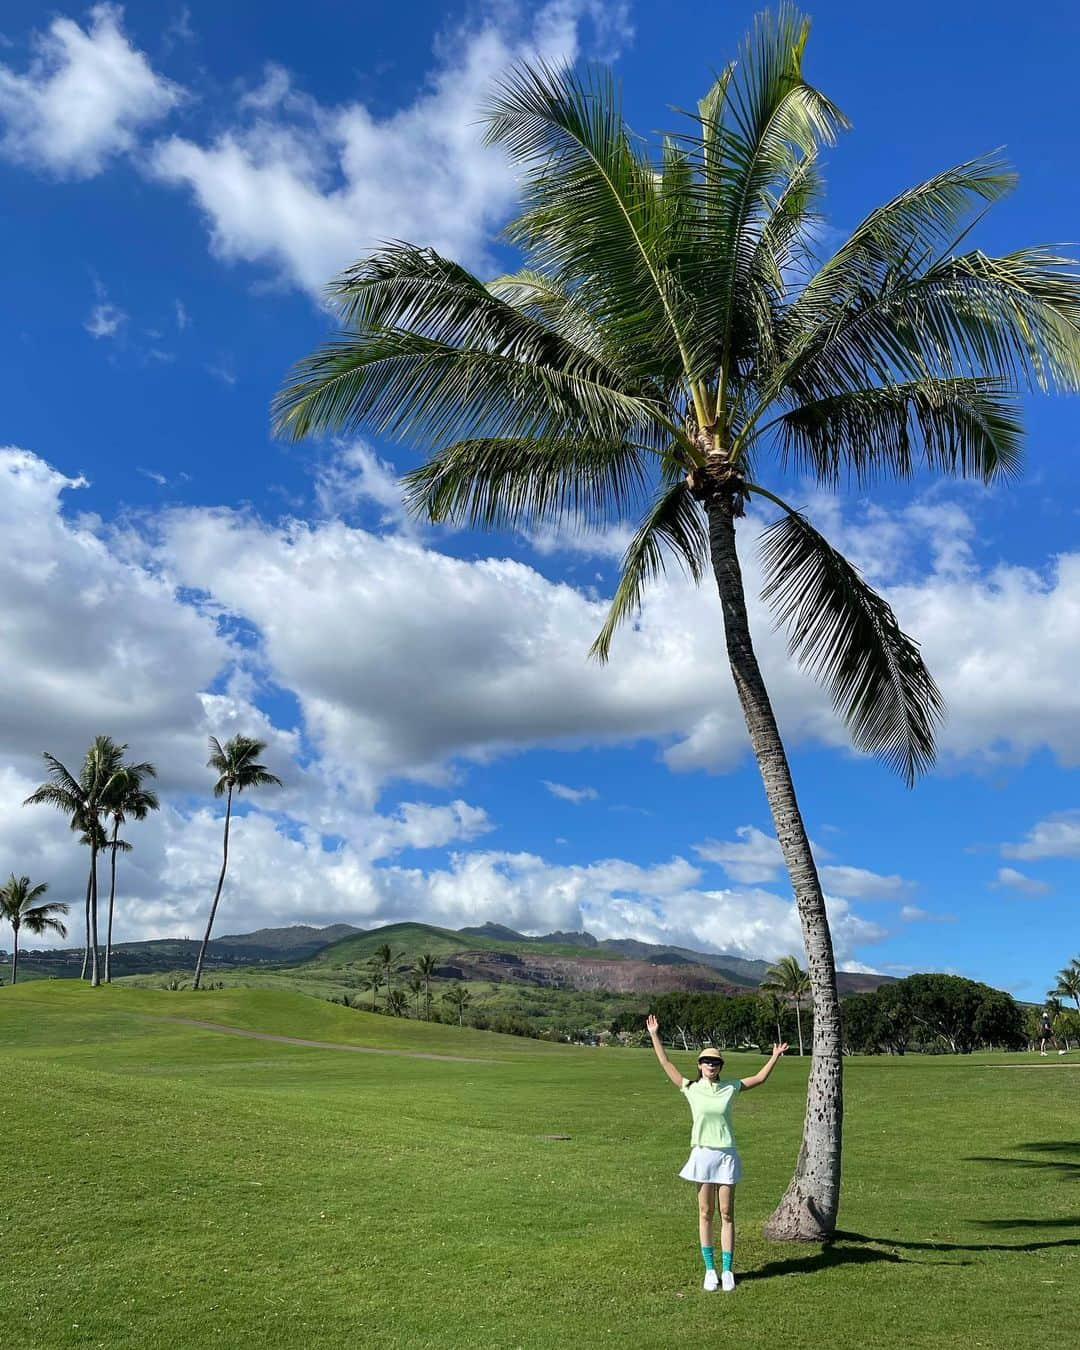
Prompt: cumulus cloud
<box><xmin>0</xmin><ymin>448</ymin><xmax>258</xmax><ymax>792</ymax></box>
<box><xmin>0</xmin><ymin>4</ymin><xmax>181</xmax><ymax>178</ymax></box>
<box><xmin>991</xmin><ymin>866</ymin><xmax>1052</xmax><ymax>896</ymax></box>
<box><xmin>694</xmin><ymin>826</ymin><xmax>785</xmax><ymax>884</ymax></box>
<box><xmin>694</xmin><ymin>825</ymin><xmax>909</xmax><ymax>898</ymax></box>
<box><xmin>148</xmin><ymin>1</ymin><xmax>624</xmax><ymax>296</ymax></box>
<box><xmin>1001</xmin><ymin>811</ymin><xmax>1080</xmax><ymax>861</ymax></box>
<box><xmin>816</xmin><ymin>865</ymin><xmax>910</xmax><ymax>900</ymax></box>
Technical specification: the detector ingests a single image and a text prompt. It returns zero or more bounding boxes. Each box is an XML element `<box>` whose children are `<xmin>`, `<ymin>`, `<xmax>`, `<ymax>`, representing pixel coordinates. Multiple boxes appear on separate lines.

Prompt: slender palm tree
<box><xmin>0</xmin><ymin>875</ymin><xmax>69</xmax><ymax>985</ymax></box>
<box><xmin>356</xmin><ymin>972</ymin><xmax>378</xmax><ymax>1010</ymax></box>
<box><xmin>372</xmin><ymin>942</ymin><xmax>405</xmax><ymax>1004</ymax></box>
<box><xmin>442</xmin><ymin>983</ymin><xmax>471</xmax><ymax>1027</ymax></box>
<box><xmin>415</xmin><ymin>952</ymin><xmax>439</xmax><ymax>1017</ymax></box>
<box><xmin>273</xmin><ymin>12</ymin><xmax>1080</xmax><ymax>1238</ymax></box>
<box><xmin>407</xmin><ymin>975</ymin><xmax>425</xmax><ymax>1018</ymax></box>
<box><xmin>385</xmin><ymin>987</ymin><xmax>410</xmax><ymax>1017</ymax></box>
<box><xmin>761</xmin><ymin>953</ymin><xmax>811</xmax><ymax>1055</ymax></box>
<box><xmin>24</xmin><ymin>736</ymin><xmax>127</xmax><ymax>987</ymax></box>
<box><xmin>1050</xmin><ymin>960</ymin><xmax>1080</xmax><ymax>1014</ymax></box>
<box><xmin>193</xmin><ymin>736</ymin><xmax>283</xmax><ymax>990</ymax></box>
<box><xmin>102</xmin><ymin>761</ymin><xmax>159</xmax><ymax>983</ymax></box>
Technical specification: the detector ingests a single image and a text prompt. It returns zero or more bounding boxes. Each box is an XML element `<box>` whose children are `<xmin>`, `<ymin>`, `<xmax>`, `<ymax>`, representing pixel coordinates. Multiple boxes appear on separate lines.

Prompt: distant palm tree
<box><xmin>356</xmin><ymin>972</ymin><xmax>378</xmax><ymax>1010</ymax></box>
<box><xmin>193</xmin><ymin>736</ymin><xmax>282</xmax><ymax>990</ymax></box>
<box><xmin>406</xmin><ymin>975</ymin><xmax>425</xmax><ymax>1017</ymax></box>
<box><xmin>102</xmin><ymin>761</ymin><xmax>159</xmax><ymax>983</ymax></box>
<box><xmin>24</xmin><ymin>736</ymin><xmax>127</xmax><ymax>986</ymax></box>
<box><xmin>1050</xmin><ymin>960</ymin><xmax>1080</xmax><ymax>1014</ymax></box>
<box><xmin>0</xmin><ymin>875</ymin><xmax>69</xmax><ymax>985</ymax></box>
<box><xmin>415</xmin><ymin>952</ymin><xmax>438</xmax><ymax>1017</ymax></box>
<box><xmin>373</xmin><ymin>942</ymin><xmax>405</xmax><ymax>1005</ymax></box>
<box><xmin>761</xmin><ymin>954</ymin><xmax>811</xmax><ymax>1055</ymax></box>
<box><xmin>442</xmin><ymin>983</ymin><xmax>471</xmax><ymax>1027</ymax></box>
<box><xmin>385</xmin><ymin>988</ymin><xmax>409</xmax><ymax>1017</ymax></box>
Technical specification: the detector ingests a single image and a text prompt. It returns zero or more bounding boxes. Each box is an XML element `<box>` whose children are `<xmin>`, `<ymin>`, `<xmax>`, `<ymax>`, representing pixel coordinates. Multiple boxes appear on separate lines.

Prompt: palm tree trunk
<box><xmin>105</xmin><ymin>819</ymin><xmax>119</xmax><ymax>983</ymax></box>
<box><xmin>11</xmin><ymin>926</ymin><xmax>18</xmax><ymax>986</ymax></box>
<box><xmin>80</xmin><ymin>865</ymin><xmax>92</xmax><ymax>980</ymax></box>
<box><xmin>89</xmin><ymin>839</ymin><xmax>101</xmax><ymax>988</ymax></box>
<box><xmin>194</xmin><ymin>784</ymin><xmax>233</xmax><ymax>991</ymax></box>
<box><xmin>795</xmin><ymin>1000</ymin><xmax>804</xmax><ymax>1057</ymax></box>
<box><xmin>706</xmin><ymin>493</ymin><xmax>842</xmax><ymax>1242</ymax></box>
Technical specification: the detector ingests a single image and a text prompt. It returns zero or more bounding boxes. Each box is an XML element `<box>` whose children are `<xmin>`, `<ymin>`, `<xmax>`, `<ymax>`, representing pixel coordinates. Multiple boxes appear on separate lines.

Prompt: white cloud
<box><xmin>991</xmin><ymin>866</ymin><xmax>1052</xmax><ymax>896</ymax></box>
<box><xmin>314</xmin><ymin>441</ymin><xmax>408</xmax><ymax>528</ymax></box>
<box><xmin>817</xmin><ymin>864</ymin><xmax>910</xmax><ymax>900</ymax></box>
<box><xmin>899</xmin><ymin>905</ymin><xmax>955</xmax><ymax>923</ymax></box>
<box><xmin>148</xmin><ymin>1</ymin><xmax>622</xmax><ymax>297</ymax></box>
<box><xmin>0</xmin><ymin>4</ymin><xmax>181</xmax><ymax>178</ymax></box>
<box><xmin>694</xmin><ymin>826</ymin><xmax>785</xmax><ymax>884</ymax></box>
<box><xmin>1001</xmin><ymin>811</ymin><xmax>1080</xmax><ymax>861</ymax></box>
<box><xmin>85</xmin><ymin>300</ymin><xmax>127</xmax><ymax>338</ymax></box>
<box><xmin>0</xmin><ymin>447</ymin><xmax>290</xmax><ymax>795</ymax></box>
<box><xmin>543</xmin><ymin>781</ymin><xmax>599</xmax><ymax>804</ymax></box>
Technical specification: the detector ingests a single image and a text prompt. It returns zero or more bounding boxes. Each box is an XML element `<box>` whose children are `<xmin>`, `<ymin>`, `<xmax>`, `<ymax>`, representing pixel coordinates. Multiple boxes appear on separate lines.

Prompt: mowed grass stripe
<box><xmin>2</xmin><ymin>985</ymin><xmax>1077</xmax><ymax>1349</ymax></box>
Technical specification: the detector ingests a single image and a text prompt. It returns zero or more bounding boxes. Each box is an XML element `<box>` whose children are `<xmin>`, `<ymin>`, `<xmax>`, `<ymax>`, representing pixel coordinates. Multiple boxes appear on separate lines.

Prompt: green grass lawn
<box><xmin>1</xmin><ymin>983</ymin><xmax>1076</xmax><ymax>1349</ymax></box>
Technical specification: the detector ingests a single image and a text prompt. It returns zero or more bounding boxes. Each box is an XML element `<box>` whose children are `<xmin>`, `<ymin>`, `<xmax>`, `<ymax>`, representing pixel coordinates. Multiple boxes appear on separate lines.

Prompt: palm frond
<box><xmin>757</xmin><ymin>502</ymin><xmax>944</xmax><ymax>785</ymax></box>
<box><xmin>402</xmin><ymin>435</ymin><xmax>655</xmax><ymax>531</ymax></box>
<box><xmin>483</xmin><ymin>59</ymin><xmax>693</xmax><ymax>386</ymax></box>
<box><xmin>273</xmin><ymin>329</ymin><xmax>667</xmax><ymax>450</ymax></box>
<box><xmin>776</xmin><ymin>245</ymin><xmax>1080</xmax><ymax>406</ymax></box>
<box><xmin>789</xmin><ymin>154</ymin><xmax>1017</xmax><ymax>329</ymax></box>
<box><xmin>591</xmin><ymin>479</ymin><xmax>708</xmax><ymax>662</ymax></box>
<box><xmin>775</xmin><ymin>376</ymin><xmax>1023</xmax><ymax>484</ymax></box>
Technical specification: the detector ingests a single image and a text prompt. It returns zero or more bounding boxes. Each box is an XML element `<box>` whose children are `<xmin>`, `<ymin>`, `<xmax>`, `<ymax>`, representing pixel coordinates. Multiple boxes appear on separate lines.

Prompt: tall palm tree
<box><xmin>193</xmin><ymin>736</ymin><xmax>283</xmax><ymax>990</ymax></box>
<box><xmin>24</xmin><ymin>736</ymin><xmax>127</xmax><ymax>987</ymax></box>
<box><xmin>102</xmin><ymin>761</ymin><xmax>159</xmax><ymax>983</ymax></box>
<box><xmin>1050</xmin><ymin>960</ymin><xmax>1080</xmax><ymax>1014</ymax></box>
<box><xmin>273</xmin><ymin>12</ymin><xmax>1080</xmax><ymax>1238</ymax></box>
<box><xmin>407</xmin><ymin>975</ymin><xmax>425</xmax><ymax>1018</ymax></box>
<box><xmin>442</xmin><ymin>983</ymin><xmax>471</xmax><ymax>1027</ymax></box>
<box><xmin>761</xmin><ymin>953</ymin><xmax>811</xmax><ymax>1055</ymax></box>
<box><xmin>0</xmin><ymin>875</ymin><xmax>69</xmax><ymax>985</ymax></box>
<box><xmin>372</xmin><ymin>942</ymin><xmax>405</xmax><ymax>1004</ymax></box>
<box><xmin>415</xmin><ymin>952</ymin><xmax>439</xmax><ymax>1018</ymax></box>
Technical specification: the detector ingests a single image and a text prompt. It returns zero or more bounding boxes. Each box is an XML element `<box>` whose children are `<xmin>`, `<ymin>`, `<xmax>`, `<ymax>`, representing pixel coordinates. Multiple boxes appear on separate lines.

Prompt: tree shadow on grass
<box><xmin>744</xmin><ymin>1218</ymin><xmax>1080</xmax><ymax>1282</ymax></box>
<box><xmin>963</xmin><ymin>1139</ymin><xmax>1080</xmax><ymax>1182</ymax></box>
<box><xmin>739</xmin><ymin>1236</ymin><xmax>941</xmax><ymax>1283</ymax></box>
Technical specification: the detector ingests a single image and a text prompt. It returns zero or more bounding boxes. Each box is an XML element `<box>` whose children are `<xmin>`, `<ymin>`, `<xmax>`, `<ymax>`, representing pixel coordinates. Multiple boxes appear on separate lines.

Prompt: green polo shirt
<box><xmin>679</xmin><ymin>1077</ymin><xmax>741</xmax><ymax>1149</ymax></box>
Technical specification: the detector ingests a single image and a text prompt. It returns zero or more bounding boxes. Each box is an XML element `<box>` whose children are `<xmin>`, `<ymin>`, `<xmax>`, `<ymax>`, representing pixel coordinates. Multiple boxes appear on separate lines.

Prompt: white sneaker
<box><xmin>721</xmin><ymin>1271</ymin><xmax>735</xmax><ymax>1292</ymax></box>
<box><xmin>1059</xmin><ymin>1050</ymin><xmax>1067</xmax><ymax>1056</ymax></box>
<box><xmin>1041</xmin><ymin>1052</ymin><xmax>1048</xmax><ymax>1057</ymax></box>
<box><xmin>703</xmin><ymin>1270</ymin><xmax>719</xmax><ymax>1291</ymax></box>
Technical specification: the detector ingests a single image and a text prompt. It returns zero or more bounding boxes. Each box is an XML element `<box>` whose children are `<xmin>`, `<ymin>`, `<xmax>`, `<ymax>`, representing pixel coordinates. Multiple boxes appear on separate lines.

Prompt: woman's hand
<box><xmin>771</xmin><ymin>1043</ymin><xmax>789</xmax><ymax>1057</ymax></box>
<box><xmin>646</xmin><ymin>1014</ymin><xmax>660</xmax><ymax>1037</ymax></box>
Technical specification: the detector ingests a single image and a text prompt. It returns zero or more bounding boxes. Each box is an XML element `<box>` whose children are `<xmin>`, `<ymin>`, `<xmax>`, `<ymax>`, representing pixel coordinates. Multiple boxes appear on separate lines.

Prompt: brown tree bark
<box><xmin>703</xmin><ymin>481</ymin><xmax>842</xmax><ymax>1242</ymax></box>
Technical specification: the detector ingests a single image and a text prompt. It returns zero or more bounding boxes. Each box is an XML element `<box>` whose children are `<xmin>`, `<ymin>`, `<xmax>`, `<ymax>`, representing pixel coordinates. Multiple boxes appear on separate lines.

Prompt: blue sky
<box><xmin>2</xmin><ymin>1</ymin><xmax>1079</xmax><ymax>997</ymax></box>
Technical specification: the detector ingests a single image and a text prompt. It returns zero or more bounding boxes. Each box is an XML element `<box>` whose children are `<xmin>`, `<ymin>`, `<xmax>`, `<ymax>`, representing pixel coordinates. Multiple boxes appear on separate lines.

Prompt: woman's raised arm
<box><xmin>647</xmin><ymin>1014</ymin><xmax>686</xmax><ymax>1087</ymax></box>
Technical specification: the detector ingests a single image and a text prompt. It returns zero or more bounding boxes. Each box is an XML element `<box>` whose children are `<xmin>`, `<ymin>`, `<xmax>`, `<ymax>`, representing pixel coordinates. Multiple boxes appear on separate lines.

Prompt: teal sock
<box><xmin>701</xmin><ymin>1246</ymin><xmax>715</xmax><ymax>1272</ymax></box>
<box><xmin>721</xmin><ymin>1251</ymin><xmax>733</xmax><ymax>1273</ymax></box>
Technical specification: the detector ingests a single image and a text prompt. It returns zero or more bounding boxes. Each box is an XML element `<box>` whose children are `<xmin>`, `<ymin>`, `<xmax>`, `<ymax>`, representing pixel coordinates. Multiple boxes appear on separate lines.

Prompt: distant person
<box><xmin>646</xmin><ymin>1013</ymin><xmax>787</xmax><ymax>1292</ymax></box>
<box><xmin>1038</xmin><ymin>1010</ymin><xmax>1067</xmax><ymax>1056</ymax></box>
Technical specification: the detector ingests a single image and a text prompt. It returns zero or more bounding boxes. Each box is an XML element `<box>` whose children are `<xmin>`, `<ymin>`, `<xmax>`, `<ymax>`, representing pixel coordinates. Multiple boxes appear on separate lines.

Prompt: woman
<box><xmin>646</xmin><ymin>1013</ymin><xmax>787</xmax><ymax>1292</ymax></box>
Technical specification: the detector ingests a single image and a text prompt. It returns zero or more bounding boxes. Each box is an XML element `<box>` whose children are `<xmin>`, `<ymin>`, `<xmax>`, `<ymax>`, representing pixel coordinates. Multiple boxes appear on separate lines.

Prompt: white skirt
<box><xmin>679</xmin><ymin>1146</ymin><xmax>742</xmax><ymax>1185</ymax></box>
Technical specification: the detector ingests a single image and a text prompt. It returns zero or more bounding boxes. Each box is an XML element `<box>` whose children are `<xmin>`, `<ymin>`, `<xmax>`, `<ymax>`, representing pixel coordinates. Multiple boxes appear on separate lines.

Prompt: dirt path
<box><xmin>160</xmin><ymin>1016</ymin><xmax>501</xmax><ymax>1064</ymax></box>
